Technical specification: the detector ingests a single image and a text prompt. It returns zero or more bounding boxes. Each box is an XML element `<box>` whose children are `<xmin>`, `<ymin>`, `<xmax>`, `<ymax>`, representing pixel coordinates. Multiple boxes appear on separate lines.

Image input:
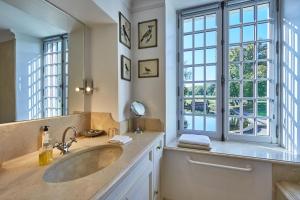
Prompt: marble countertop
<box><xmin>0</xmin><ymin>132</ymin><xmax>164</xmax><ymax>200</ymax></box>
<box><xmin>166</xmin><ymin>139</ymin><xmax>300</xmax><ymax>165</ymax></box>
<box><xmin>276</xmin><ymin>181</ymin><xmax>300</xmax><ymax>200</ymax></box>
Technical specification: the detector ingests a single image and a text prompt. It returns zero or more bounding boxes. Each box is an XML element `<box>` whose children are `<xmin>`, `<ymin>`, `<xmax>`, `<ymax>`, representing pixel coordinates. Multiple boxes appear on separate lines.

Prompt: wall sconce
<box><xmin>75</xmin><ymin>80</ymin><xmax>94</xmax><ymax>95</ymax></box>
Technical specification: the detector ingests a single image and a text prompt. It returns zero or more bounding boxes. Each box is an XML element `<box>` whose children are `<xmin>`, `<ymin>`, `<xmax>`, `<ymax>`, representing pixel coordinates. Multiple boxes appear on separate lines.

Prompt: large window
<box><xmin>178</xmin><ymin>0</ymin><xmax>278</xmax><ymax>143</ymax></box>
<box><xmin>43</xmin><ymin>35</ymin><xmax>68</xmax><ymax>118</ymax></box>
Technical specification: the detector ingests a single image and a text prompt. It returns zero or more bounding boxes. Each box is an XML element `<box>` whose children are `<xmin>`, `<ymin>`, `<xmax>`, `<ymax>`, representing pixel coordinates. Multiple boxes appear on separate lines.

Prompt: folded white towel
<box><xmin>178</xmin><ymin>134</ymin><xmax>211</xmax><ymax>147</ymax></box>
<box><xmin>109</xmin><ymin>135</ymin><xmax>132</xmax><ymax>145</ymax></box>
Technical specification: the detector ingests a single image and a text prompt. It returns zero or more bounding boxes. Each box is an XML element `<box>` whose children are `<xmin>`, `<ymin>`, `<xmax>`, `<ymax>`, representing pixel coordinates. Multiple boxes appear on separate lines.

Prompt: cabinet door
<box><xmin>153</xmin><ymin>137</ymin><xmax>163</xmax><ymax>200</ymax></box>
<box><xmin>122</xmin><ymin>170</ymin><xmax>152</xmax><ymax>200</ymax></box>
<box><xmin>161</xmin><ymin>150</ymin><xmax>272</xmax><ymax>200</ymax></box>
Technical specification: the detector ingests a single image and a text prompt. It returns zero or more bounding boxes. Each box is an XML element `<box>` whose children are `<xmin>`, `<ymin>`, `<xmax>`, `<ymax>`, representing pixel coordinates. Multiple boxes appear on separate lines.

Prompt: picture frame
<box><xmin>121</xmin><ymin>55</ymin><xmax>131</xmax><ymax>81</ymax></box>
<box><xmin>138</xmin><ymin>19</ymin><xmax>157</xmax><ymax>49</ymax></box>
<box><xmin>138</xmin><ymin>59</ymin><xmax>159</xmax><ymax>78</ymax></box>
<box><xmin>119</xmin><ymin>12</ymin><xmax>131</xmax><ymax>49</ymax></box>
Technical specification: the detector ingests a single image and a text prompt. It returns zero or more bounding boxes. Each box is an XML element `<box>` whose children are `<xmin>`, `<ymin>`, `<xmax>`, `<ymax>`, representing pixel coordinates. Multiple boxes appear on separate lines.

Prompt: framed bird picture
<box><xmin>119</xmin><ymin>12</ymin><xmax>131</xmax><ymax>49</ymax></box>
<box><xmin>138</xmin><ymin>59</ymin><xmax>159</xmax><ymax>78</ymax></box>
<box><xmin>121</xmin><ymin>55</ymin><xmax>131</xmax><ymax>81</ymax></box>
<box><xmin>138</xmin><ymin>19</ymin><xmax>157</xmax><ymax>49</ymax></box>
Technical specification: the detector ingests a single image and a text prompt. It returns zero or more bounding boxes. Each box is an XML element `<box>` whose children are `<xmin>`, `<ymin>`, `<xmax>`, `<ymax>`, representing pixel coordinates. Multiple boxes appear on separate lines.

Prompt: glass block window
<box><xmin>43</xmin><ymin>35</ymin><xmax>68</xmax><ymax>118</ymax></box>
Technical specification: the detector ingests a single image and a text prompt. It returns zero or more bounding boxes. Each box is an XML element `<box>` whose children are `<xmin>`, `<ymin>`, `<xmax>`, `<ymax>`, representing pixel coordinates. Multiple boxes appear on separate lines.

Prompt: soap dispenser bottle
<box><xmin>39</xmin><ymin>126</ymin><xmax>53</xmax><ymax>166</ymax></box>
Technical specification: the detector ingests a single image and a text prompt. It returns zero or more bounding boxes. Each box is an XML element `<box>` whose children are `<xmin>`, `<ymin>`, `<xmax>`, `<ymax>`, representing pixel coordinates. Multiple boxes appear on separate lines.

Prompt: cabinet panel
<box><xmin>153</xmin><ymin>137</ymin><xmax>163</xmax><ymax>200</ymax></box>
<box><xmin>161</xmin><ymin>150</ymin><xmax>272</xmax><ymax>200</ymax></box>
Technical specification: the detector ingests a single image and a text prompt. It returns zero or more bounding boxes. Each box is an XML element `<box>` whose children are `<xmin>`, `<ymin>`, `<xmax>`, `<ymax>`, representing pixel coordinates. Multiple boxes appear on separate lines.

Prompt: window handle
<box><xmin>187</xmin><ymin>157</ymin><xmax>252</xmax><ymax>172</ymax></box>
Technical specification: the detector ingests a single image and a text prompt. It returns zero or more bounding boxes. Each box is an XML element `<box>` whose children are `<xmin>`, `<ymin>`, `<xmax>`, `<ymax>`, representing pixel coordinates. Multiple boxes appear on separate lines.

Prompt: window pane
<box><xmin>207</xmin><ymin>99</ymin><xmax>216</xmax><ymax>114</ymax></box>
<box><xmin>184</xmin><ymin>35</ymin><xmax>193</xmax><ymax>49</ymax></box>
<box><xmin>206</xmin><ymin>116</ymin><xmax>216</xmax><ymax>131</ymax></box>
<box><xmin>184</xmin><ymin>115</ymin><xmax>193</xmax><ymax>129</ymax></box>
<box><xmin>195</xmin><ymin>116</ymin><xmax>204</xmax><ymax>130</ymax></box>
<box><xmin>229</xmin><ymin>99</ymin><xmax>240</xmax><ymax>115</ymax></box>
<box><xmin>243</xmin><ymin>118</ymin><xmax>254</xmax><ymax>134</ymax></box>
<box><xmin>258</xmin><ymin>42</ymin><xmax>270</xmax><ymax>60</ymax></box>
<box><xmin>184</xmin><ymin>99</ymin><xmax>193</xmax><ymax>113</ymax></box>
<box><xmin>206</xmin><ymin>14</ymin><xmax>216</xmax><ymax>29</ymax></box>
<box><xmin>184</xmin><ymin>18</ymin><xmax>193</xmax><ymax>33</ymax></box>
<box><xmin>229</xmin><ymin>117</ymin><xmax>240</xmax><ymax>133</ymax></box>
<box><xmin>257</xmin><ymin>61</ymin><xmax>267</xmax><ymax>78</ymax></box>
<box><xmin>195</xmin><ymin>16</ymin><xmax>204</xmax><ymax>31</ymax></box>
<box><xmin>243</xmin><ymin>81</ymin><xmax>253</xmax><ymax>97</ymax></box>
<box><xmin>257</xmin><ymin>81</ymin><xmax>267</xmax><ymax>97</ymax></box>
<box><xmin>184</xmin><ymin>51</ymin><xmax>193</xmax><ymax>65</ymax></box>
<box><xmin>195</xmin><ymin>99</ymin><xmax>205</xmax><ymax>114</ymax></box>
<box><xmin>206</xmin><ymin>65</ymin><xmax>216</xmax><ymax>81</ymax></box>
<box><xmin>243</xmin><ymin>43</ymin><xmax>254</xmax><ymax>61</ymax></box>
<box><xmin>243</xmin><ymin>6</ymin><xmax>254</xmax><ymax>23</ymax></box>
<box><xmin>195</xmin><ymin>50</ymin><xmax>204</xmax><ymax>64</ymax></box>
<box><xmin>195</xmin><ymin>83</ymin><xmax>205</xmax><ymax>97</ymax></box>
<box><xmin>195</xmin><ymin>67</ymin><xmax>204</xmax><ymax>81</ymax></box>
<box><xmin>206</xmin><ymin>82</ymin><xmax>216</xmax><ymax>97</ymax></box>
<box><xmin>229</xmin><ymin>9</ymin><xmax>240</xmax><ymax>25</ymax></box>
<box><xmin>257</xmin><ymin>4</ymin><xmax>269</xmax><ymax>21</ymax></box>
<box><xmin>257</xmin><ymin>100</ymin><xmax>267</xmax><ymax>117</ymax></box>
<box><xmin>229</xmin><ymin>28</ymin><xmax>240</xmax><ymax>44</ymax></box>
<box><xmin>206</xmin><ymin>31</ymin><xmax>217</xmax><ymax>46</ymax></box>
<box><xmin>229</xmin><ymin>63</ymin><xmax>240</xmax><ymax>80</ymax></box>
<box><xmin>195</xmin><ymin>33</ymin><xmax>204</xmax><ymax>48</ymax></box>
<box><xmin>184</xmin><ymin>83</ymin><xmax>193</xmax><ymax>97</ymax></box>
<box><xmin>183</xmin><ymin>67</ymin><xmax>193</xmax><ymax>81</ymax></box>
<box><xmin>229</xmin><ymin>46</ymin><xmax>240</xmax><ymax>62</ymax></box>
<box><xmin>257</xmin><ymin>119</ymin><xmax>268</xmax><ymax>135</ymax></box>
<box><xmin>230</xmin><ymin>82</ymin><xmax>240</xmax><ymax>97</ymax></box>
<box><xmin>243</xmin><ymin>100</ymin><xmax>254</xmax><ymax>116</ymax></box>
<box><xmin>257</xmin><ymin>23</ymin><xmax>270</xmax><ymax>40</ymax></box>
<box><xmin>206</xmin><ymin>48</ymin><xmax>216</xmax><ymax>63</ymax></box>
<box><xmin>243</xmin><ymin>25</ymin><xmax>254</xmax><ymax>42</ymax></box>
<box><xmin>243</xmin><ymin>63</ymin><xmax>254</xmax><ymax>79</ymax></box>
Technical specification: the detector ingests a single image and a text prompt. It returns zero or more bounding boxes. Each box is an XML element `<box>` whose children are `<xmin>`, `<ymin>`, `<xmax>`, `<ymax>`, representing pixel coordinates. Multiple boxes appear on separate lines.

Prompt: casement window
<box><xmin>43</xmin><ymin>35</ymin><xmax>68</xmax><ymax>118</ymax></box>
<box><xmin>178</xmin><ymin>0</ymin><xmax>278</xmax><ymax>143</ymax></box>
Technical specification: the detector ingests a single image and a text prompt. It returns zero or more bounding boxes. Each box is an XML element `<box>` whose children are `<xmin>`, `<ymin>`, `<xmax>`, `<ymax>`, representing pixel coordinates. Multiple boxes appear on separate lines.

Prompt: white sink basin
<box><xmin>43</xmin><ymin>144</ymin><xmax>123</xmax><ymax>183</ymax></box>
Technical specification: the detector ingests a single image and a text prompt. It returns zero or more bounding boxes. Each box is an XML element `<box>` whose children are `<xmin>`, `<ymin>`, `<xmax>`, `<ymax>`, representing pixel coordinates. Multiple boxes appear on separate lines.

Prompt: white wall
<box><xmin>68</xmin><ymin>28</ymin><xmax>85</xmax><ymax>114</ymax></box>
<box><xmin>164</xmin><ymin>0</ymin><xmax>178</xmax><ymax>144</ymax></box>
<box><xmin>281</xmin><ymin>0</ymin><xmax>300</xmax><ymax>154</ymax></box>
<box><xmin>89</xmin><ymin>24</ymin><xmax>119</xmax><ymax>120</ymax></box>
<box><xmin>15</xmin><ymin>32</ymin><xmax>43</xmax><ymax>121</ymax></box>
<box><xmin>132</xmin><ymin>3</ymin><xmax>165</xmax><ymax>124</ymax></box>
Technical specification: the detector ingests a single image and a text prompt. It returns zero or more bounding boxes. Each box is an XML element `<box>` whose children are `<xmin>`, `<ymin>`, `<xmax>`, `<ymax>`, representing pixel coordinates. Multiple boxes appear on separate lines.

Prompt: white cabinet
<box><xmin>153</xmin><ymin>137</ymin><xmax>163</xmax><ymax>200</ymax></box>
<box><xmin>102</xmin><ymin>135</ymin><xmax>164</xmax><ymax>200</ymax></box>
<box><xmin>161</xmin><ymin>150</ymin><xmax>272</xmax><ymax>200</ymax></box>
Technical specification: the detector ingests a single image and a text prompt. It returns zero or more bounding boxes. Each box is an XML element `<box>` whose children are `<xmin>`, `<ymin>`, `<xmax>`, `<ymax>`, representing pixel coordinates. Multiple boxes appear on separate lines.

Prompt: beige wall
<box><xmin>0</xmin><ymin>39</ymin><xmax>16</xmax><ymax>123</ymax></box>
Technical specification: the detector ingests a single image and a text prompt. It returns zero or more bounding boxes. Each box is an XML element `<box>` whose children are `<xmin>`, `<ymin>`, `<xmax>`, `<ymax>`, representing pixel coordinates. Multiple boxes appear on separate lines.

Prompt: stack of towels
<box><xmin>178</xmin><ymin>134</ymin><xmax>212</xmax><ymax>151</ymax></box>
<box><xmin>108</xmin><ymin>135</ymin><xmax>132</xmax><ymax>145</ymax></box>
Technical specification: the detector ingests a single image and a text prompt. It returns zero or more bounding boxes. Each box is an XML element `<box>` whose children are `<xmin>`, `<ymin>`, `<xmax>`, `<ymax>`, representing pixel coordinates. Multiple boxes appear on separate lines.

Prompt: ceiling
<box><xmin>0</xmin><ymin>0</ymin><xmax>83</xmax><ymax>38</ymax></box>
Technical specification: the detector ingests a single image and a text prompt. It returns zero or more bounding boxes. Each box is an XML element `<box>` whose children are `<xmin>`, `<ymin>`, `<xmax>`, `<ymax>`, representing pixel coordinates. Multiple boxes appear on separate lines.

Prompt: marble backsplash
<box><xmin>0</xmin><ymin>112</ymin><xmax>164</xmax><ymax>164</ymax></box>
<box><xmin>0</xmin><ymin>113</ymin><xmax>90</xmax><ymax>163</ymax></box>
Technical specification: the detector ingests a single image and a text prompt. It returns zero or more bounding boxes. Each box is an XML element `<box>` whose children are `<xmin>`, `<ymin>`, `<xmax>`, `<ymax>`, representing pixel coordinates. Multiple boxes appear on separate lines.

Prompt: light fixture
<box><xmin>75</xmin><ymin>80</ymin><xmax>94</xmax><ymax>95</ymax></box>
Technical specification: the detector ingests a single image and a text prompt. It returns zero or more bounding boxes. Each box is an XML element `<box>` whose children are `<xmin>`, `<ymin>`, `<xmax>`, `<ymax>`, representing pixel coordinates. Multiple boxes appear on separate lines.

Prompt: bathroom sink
<box><xmin>43</xmin><ymin>144</ymin><xmax>123</xmax><ymax>183</ymax></box>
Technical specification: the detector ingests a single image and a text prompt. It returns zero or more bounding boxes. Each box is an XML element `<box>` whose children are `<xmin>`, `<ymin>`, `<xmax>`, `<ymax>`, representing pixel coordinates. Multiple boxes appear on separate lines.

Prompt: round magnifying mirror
<box><xmin>130</xmin><ymin>101</ymin><xmax>145</xmax><ymax>134</ymax></box>
<box><xmin>131</xmin><ymin>101</ymin><xmax>145</xmax><ymax>116</ymax></box>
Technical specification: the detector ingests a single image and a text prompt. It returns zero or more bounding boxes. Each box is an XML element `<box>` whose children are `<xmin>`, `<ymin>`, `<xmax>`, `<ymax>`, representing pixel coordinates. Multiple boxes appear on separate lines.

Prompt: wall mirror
<box><xmin>0</xmin><ymin>0</ymin><xmax>85</xmax><ymax>124</ymax></box>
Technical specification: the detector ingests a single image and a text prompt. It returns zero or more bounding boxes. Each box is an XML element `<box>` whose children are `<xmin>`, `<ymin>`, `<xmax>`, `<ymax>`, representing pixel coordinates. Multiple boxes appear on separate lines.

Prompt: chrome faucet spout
<box><xmin>55</xmin><ymin>126</ymin><xmax>78</xmax><ymax>154</ymax></box>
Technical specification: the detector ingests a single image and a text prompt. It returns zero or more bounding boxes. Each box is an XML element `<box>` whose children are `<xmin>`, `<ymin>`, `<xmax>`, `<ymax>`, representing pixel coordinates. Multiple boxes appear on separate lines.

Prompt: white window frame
<box><xmin>178</xmin><ymin>4</ymin><xmax>223</xmax><ymax>140</ymax></box>
<box><xmin>177</xmin><ymin>0</ymin><xmax>279</xmax><ymax>143</ymax></box>
<box><xmin>224</xmin><ymin>0</ymin><xmax>278</xmax><ymax>143</ymax></box>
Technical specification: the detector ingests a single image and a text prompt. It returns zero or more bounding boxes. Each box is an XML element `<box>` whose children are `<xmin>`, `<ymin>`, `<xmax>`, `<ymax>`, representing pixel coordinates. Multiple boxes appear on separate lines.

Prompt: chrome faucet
<box><xmin>54</xmin><ymin>126</ymin><xmax>78</xmax><ymax>154</ymax></box>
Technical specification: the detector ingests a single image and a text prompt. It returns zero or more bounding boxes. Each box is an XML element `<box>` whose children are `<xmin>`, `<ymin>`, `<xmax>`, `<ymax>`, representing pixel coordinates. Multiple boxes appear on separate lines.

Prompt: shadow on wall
<box><xmin>282</xmin><ymin>18</ymin><xmax>299</xmax><ymax>154</ymax></box>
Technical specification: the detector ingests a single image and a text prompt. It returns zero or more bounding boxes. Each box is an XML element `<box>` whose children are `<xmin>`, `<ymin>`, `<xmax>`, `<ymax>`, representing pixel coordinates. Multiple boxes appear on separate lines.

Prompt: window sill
<box><xmin>165</xmin><ymin>139</ymin><xmax>300</xmax><ymax>165</ymax></box>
